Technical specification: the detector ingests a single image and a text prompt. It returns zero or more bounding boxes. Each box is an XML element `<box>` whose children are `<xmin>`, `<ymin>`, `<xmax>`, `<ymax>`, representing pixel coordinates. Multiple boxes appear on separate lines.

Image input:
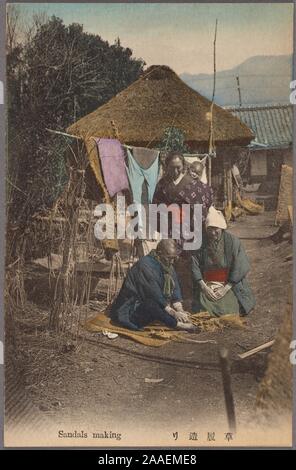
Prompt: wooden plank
<box><xmin>238</xmin><ymin>340</ymin><xmax>275</xmax><ymax>359</ymax></box>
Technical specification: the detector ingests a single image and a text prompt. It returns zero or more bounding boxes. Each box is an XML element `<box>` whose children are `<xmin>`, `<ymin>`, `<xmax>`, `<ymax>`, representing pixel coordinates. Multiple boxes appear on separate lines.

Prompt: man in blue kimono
<box><xmin>191</xmin><ymin>207</ymin><xmax>255</xmax><ymax>316</ymax></box>
<box><xmin>110</xmin><ymin>239</ymin><xmax>195</xmax><ymax>331</ymax></box>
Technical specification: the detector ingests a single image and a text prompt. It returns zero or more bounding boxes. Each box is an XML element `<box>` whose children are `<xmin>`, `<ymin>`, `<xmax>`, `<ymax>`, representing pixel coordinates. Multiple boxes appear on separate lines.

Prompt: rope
<box><xmin>84</xmin><ymin>336</ymin><xmax>220</xmax><ymax>371</ymax></box>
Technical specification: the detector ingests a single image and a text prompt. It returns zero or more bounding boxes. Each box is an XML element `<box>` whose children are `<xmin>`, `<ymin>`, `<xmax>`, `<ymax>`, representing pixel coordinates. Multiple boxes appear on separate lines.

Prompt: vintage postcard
<box><xmin>2</xmin><ymin>1</ymin><xmax>294</xmax><ymax>448</ymax></box>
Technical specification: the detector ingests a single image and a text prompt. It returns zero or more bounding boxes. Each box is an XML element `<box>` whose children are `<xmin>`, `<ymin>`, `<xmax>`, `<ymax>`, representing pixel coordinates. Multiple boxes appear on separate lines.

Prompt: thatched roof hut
<box><xmin>67</xmin><ymin>65</ymin><xmax>254</xmax><ymax>149</ymax></box>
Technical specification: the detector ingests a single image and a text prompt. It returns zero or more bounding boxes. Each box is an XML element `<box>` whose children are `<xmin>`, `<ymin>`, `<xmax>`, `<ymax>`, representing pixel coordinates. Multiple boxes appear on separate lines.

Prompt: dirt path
<box><xmin>13</xmin><ymin>211</ymin><xmax>292</xmax><ymax>442</ymax></box>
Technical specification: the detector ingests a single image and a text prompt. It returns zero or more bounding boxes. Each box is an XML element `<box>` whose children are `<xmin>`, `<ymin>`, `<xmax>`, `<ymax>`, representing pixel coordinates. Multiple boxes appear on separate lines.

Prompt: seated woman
<box><xmin>110</xmin><ymin>239</ymin><xmax>196</xmax><ymax>332</ymax></box>
<box><xmin>191</xmin><ymin>207</ymin><xmax>255</xmax><ymax>316</ymax></box>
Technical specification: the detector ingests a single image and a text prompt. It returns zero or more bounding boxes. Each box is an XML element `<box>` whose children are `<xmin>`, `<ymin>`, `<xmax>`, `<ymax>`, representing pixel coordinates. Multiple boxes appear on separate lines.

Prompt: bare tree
<box><xmin>6</xmin><ymin>4</ymin><xmax>21</xmax><ymax>53</ymax></box>
<box><xmin>23</xmin><ymin>11</ymin><xmax>49</xmax><ymax>44</ymax></box>
<box><xmin>7</xmin><ymin>5</ymin><xmax>48</xmax><ymax>50</ymax></box>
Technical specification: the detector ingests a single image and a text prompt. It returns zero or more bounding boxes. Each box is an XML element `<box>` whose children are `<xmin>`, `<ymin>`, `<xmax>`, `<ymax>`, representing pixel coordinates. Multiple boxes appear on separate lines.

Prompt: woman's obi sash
<box><xmin>204</xmin><ymin>268</ymin><xmax>229</xmax><ymax>283</ymax></box>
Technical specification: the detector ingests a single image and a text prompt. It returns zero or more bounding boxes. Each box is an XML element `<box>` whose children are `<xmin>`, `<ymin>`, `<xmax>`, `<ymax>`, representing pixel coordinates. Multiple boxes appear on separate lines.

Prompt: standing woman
<box><xmin>152</xmin><ymin>151</ymin><xmax>213</xmax><ymax>234</ymax></box>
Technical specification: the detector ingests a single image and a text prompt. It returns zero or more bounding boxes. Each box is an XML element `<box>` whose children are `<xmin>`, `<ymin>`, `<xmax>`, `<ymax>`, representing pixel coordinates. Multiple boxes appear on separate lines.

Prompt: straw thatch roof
<box><xmin>67</xmin><ymin>65</ymin><xmax>254</xmax><ymax>148</ymax></box>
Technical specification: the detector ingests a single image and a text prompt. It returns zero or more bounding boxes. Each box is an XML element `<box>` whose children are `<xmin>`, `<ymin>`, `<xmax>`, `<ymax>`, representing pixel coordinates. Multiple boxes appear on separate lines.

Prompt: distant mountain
<box><xmin>180</xmin><ymin>55</ymin><xmax>292</xmax><ymax>106</ymax></box>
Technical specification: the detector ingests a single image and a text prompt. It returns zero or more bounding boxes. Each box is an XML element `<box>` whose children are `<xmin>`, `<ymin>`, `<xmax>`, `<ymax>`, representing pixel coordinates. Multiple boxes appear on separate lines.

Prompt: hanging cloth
<box><xmin>132</xmin><ymin>146</ymin><xmax>159</xmax><ymax>170</ymax></box>
<box><xmin>96</xmin><ymin>138</ymin><xmax>129</xmax><ymax>198</ymax></box>
<box><xmin>126</xmin><ymin>148</ymin><xmax>160</xmax><ymax>204</ymax></box>
<box><xmin>84</xmin><ymin>137</ymin><xmax>118</xmax><ymax>252</ymax></box>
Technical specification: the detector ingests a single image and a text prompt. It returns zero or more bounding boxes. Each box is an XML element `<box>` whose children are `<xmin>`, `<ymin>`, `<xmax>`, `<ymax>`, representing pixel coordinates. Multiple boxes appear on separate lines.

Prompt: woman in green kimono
<box><xmin>191</xmin><ymin>207</ymin><xmax>255</xmax><ymax>316</ymax></box>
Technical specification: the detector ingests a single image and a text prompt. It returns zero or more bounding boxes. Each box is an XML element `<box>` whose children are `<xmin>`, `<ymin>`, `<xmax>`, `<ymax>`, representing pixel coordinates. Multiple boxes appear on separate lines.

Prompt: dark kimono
<box><xmin>110</xmin><ymin>254</ymin><xmax>182</xmax><ymax>330</ymax></box>
<box><xmin>191</xmin><ymin>231</ymin><xmax>255</xmax><ymax>315</ymax></box>
<box><xmin>153</xmin><ymin>173</ymin><xmax>213</xmax><ymax>223</ymax></box>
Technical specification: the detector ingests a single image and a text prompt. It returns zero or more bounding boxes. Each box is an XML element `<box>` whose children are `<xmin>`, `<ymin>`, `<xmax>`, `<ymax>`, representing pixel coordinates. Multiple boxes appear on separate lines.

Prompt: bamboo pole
<box><xmin>219</xmin><ymin>347</ymin><xmax>236</xmax><ymax>433</ymax></box>
<box><xmin>208</xmin><ymin>19</ymin><xmax>218</xmax><ymax>186</ymax></box>
<box><xmin>208</xmin><ymin>157</ymin><xmax>212</xmax><ymax>187</ymax></box>
<box><xmin>45</xmin><ymin>128</ymin><xmax>82</xmax><ymax>140</ymax></box>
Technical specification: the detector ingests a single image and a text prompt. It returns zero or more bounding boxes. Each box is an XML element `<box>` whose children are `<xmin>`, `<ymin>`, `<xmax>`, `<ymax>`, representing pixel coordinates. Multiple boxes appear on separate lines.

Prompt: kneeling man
<box><xmin>110</xmin><ymin>239</ymin><xmax>195</xmax><ymax>331</ymax></box>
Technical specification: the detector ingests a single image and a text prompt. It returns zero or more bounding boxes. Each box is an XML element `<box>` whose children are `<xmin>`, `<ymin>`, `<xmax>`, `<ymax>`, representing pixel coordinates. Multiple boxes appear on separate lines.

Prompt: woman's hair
<box><xmin>165</xmin><ymin>151</ymin><xmax>185</xmax><ymax>169</ymax></box>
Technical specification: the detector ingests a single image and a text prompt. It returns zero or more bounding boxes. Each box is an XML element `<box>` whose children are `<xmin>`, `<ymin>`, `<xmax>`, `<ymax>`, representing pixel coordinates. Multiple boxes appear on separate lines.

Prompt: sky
<box><xmin>13</xmin><ymin>2</ymin><xmax>294</xmax><ymax>74</ymax></box>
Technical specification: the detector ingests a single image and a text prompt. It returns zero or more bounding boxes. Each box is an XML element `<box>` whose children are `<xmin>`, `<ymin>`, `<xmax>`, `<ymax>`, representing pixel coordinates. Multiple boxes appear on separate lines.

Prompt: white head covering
<box><xmin>206</xmin><ymin>206</ymin><xmax>227</xmax><ymax>230</ymax></box>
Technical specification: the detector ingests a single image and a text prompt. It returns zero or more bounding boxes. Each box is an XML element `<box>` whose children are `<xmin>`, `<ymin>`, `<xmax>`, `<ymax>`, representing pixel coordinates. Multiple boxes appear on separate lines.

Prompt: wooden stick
<box><xmin>45</xmin><ymin>128</ymin><xmax>82</xmax><ymax>140</ymax></box>
<box><xmin>238</xmin><ymin>340</ymin><xmax>275</xmax><ymax>359</ymax></box>
<box><xmin>211</xmin><ymin>19</ymin><xmax>218</xmax><ymax>105</ymax></box>
<box><xmin>219</xmin><ymin>347</ymin><xmax>236</xmax><ymax>433</ymax></box>
<box><xmin>208</xmin><ymin>19</ymin><xmax>218</xmax><ymax>185</ymax></box>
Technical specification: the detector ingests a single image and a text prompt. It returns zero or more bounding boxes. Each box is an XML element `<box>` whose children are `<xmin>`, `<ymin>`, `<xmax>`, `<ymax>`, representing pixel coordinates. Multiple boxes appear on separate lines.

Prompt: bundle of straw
<box><xmin>188</xmin><ymin>312</ymin><xmax>247</xmax><ymax>332</ymax></box>
<box><xmin>237</xmin><ymin>193</ymin><xmax>263</xmax><ymax>215</ymax></box>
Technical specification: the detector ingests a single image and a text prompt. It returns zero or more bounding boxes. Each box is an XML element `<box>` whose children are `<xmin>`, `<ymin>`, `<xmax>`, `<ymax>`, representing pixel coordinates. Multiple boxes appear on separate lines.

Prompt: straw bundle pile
<box><xmin>189</xmin><ymin>312</ymin><xmax>247</xmax><ymax>332</ymax></box>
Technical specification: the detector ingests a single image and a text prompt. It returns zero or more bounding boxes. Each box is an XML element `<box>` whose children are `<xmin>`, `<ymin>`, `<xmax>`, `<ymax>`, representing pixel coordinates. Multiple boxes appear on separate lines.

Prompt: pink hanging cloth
<box><xmin>96</xmin><ymin>138</ymin><xmax>129</xmax><ymax>198</ymax></box>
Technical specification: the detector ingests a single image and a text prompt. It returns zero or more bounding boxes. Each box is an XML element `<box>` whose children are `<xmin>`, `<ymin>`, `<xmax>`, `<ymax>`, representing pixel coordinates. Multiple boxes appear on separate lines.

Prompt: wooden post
<box><xmin>223</xmin><ymin>155</ymin><xmax>232</xmax><ymax>220</ymax></box>
<box><xmin>236</xmin><ymin>75</ymin><xmax>242</xmax><ymax>107</ymax></box>
<box><xmin>219</xmin><ymin>347</ymin><xmax>236</xmax><ymax>433</ymax></box>
<box><xmin>208</xmin><ymin>156</ymin><xmax>212</xmax><ymax>186</ymax></box>
<box><xmin>208</xmin><ymin>20</ymin><xmax>218</xmax><ymax>175</ymax></box>
<box><xmin>228</xmin><ymin>167</ymin><xmax>233</xmax><ymax>212</ymax></box>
